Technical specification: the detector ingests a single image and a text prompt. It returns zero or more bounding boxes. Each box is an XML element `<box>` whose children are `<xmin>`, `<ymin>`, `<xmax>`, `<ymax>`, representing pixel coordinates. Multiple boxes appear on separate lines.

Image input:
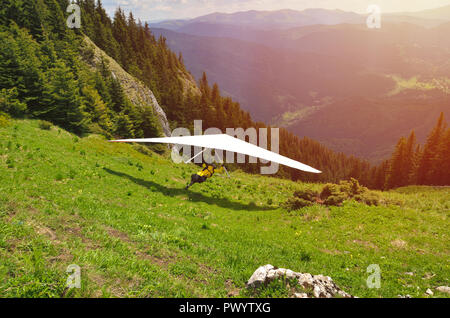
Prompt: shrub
<box><xmin>0</xmin><ymin>112</ymin><xmax>10</xmax><ymax>127</ymax></box>
<box><xmin>283</xmin><ymin>197</ymin><xmax>314</xmax><ymax>211</ymax></box>
<box><xmin>339</xmin><ymin>178</ymin><xmax>367</xmax><ymax>196</ymax></box>
<box><xmin>283</xmin><ymin>178</ymin><xmax>381</xmax><ymax>210</ymax></box>
<box><xmin>294</xmin><ymin>189</ymin><xmax>319</xmax><ymax>201</ymax></box>
<box><xmin>320</xmin><ymin>183</ymin><xmax>340</xmax><ymax>200</ymax></box>
<box><xmin>324</xmin><ymin>194</ymin><xmax>346</xmax><ymax>206</ymax></box>
<box><xmin>354</xmin><ymin>192</ymin><xmax>381</xmax><ymax>206</ymax></box>
<box><xmin>38</xmin><ymin>120</ymin><xmax>52</xmax><ymax>130</ymax></box>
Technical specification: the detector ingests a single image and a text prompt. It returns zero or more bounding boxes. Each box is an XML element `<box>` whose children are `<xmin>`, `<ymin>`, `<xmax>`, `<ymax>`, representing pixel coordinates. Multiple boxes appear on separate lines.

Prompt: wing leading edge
<box><xmin>110</xmin><ymin>134</ymin><xmax>322</xmax><ymax>174</ymax></box>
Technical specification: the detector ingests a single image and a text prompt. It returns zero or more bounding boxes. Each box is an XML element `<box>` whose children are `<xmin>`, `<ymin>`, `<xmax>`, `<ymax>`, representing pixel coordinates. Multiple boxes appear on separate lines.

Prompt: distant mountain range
<box><xmin>149</xmin><ymin>6</ymin><xmax>450</xmax><ymax>31</ymax></box>
<box><xmin>150</xmin><ymin>7</ymin><xmax>450</xmax><ymax>162</ymax></box>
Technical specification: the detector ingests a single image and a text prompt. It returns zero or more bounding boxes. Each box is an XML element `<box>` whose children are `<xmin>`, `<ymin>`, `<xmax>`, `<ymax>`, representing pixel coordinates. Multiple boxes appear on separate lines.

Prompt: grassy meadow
<box><xmin>0</xmin><ymin>119</ymin><xmax>448</xmax><ymax>298</ymax></box>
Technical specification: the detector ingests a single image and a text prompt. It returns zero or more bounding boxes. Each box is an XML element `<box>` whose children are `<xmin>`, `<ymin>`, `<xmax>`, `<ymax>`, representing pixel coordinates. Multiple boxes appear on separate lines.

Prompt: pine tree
<box><xmin>18</xmin><ymin>0</ymin><xmax>44</xmax><ymax>39</ymax></box>
<box><xmin>39</xmin><ymin>60</ymin><xmax>86</xmax><ymax>133</ymax></box>
<box><xmin>417</xmin><ymin>113</ymin><xmax>446</xmax><ymax>185</ymax></box>
<box><xmin>0</xmin><ymin>24</ymin><xmax>43</xmax><ymax>112</ymax></box>
<box><xmin>81</xmin><ymin>85</ymin><xmax>112</xmax><ymax>132</ymax></box>
<box><xmin>430</xmin><ymin>128</ymin><xmax>450</xmax><ymax>185</ymax></box>
<box><xmin>404</xmin><ymin>131</ymin><xmax>417</xmax><ymax>185</ymax></box>
<box><xmin>386</xmin><ymin>137</ymin><xmax>407</xmax><ymax>189</ymax></box>
<box><xmin>115</xmin><ymin>113</ymin><xmax>135</xmax><ymax>138</ymax></box>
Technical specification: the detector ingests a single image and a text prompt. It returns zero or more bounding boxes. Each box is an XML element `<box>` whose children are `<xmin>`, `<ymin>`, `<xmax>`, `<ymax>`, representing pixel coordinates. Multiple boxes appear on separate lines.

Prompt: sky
<box><xmin>101</xmin><ymin>0</ymin><xmax>450</xmax><ymax>22</ymax></box>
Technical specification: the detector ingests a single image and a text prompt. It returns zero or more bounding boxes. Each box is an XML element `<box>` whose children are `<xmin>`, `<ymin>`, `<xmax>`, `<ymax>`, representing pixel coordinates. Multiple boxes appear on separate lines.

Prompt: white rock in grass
<box><xmin>246</xmin><ymin>264</ymin><xmax>354</xmax><ymax>298</ymax></box>
<box><xmin>285</xmin><ymin>269</ymin><xmax>296</xmax><ymax>280</ymax></box>
<box><xmin>246</xmin><ymin>264</ymin><xmax>274</xmax><ymax>288</ymax></box>
<box><xmin>313</xmin><ymin>285</ymin><xmax>322</xmax><ymax>298</ymax></box>
<box><xmin>425</xmin><ymin>288</ymin><xmax>434</xmax><ymax>296</ymax></box>
<box><xmin>436</xmin><ymin>286</ymin><xmax>450</xmax><ymax>294</ymax></box>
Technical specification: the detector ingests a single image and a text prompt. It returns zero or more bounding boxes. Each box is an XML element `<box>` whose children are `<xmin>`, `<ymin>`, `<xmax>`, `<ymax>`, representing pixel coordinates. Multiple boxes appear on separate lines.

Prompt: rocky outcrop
<box><xmin>246</xmin><ymin>264</ymin><xmax>353</xmax><ymax>298</ymax></box>
<box><xmin>82</xmin><ymin>36</ymin><xmax>171</xmax><ymax>137</ymax></box>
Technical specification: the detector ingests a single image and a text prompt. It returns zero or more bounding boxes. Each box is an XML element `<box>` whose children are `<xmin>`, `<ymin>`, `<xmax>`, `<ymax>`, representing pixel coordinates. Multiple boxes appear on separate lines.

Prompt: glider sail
<box><xmin>110</xmin><ymin>134</ymin><xmax>321</xmax><ymax>174</ymax></box>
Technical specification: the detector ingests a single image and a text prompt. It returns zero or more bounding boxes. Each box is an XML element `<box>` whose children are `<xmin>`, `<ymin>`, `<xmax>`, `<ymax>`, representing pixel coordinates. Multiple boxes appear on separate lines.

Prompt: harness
<box><xmin>197</xmin><ymin>165</ymin><xmax>215</xmax><ymax>178</ymax></box>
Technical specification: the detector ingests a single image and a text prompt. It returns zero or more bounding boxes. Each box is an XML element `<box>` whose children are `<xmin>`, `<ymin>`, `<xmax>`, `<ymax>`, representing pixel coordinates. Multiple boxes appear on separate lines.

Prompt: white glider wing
<box><xmin>110</xmin><ymin>134</ymin><xmax>321</xmax><ymax>174</ymax></box>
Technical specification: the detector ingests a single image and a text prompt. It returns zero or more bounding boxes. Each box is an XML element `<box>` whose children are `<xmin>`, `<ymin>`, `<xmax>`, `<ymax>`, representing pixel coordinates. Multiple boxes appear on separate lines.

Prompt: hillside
<box><xmin>82</xmin><ymin>36</ymin><xmax>171</xmax><ymax>137</ymax></box>
<box><xmin>0</xmin><ymin>119</ymin><xmax>449</xmax><ymax>297</ymax></box>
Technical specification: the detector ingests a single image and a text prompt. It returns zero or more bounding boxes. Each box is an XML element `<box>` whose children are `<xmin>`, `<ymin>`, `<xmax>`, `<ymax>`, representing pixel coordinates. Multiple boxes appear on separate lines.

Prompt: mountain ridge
<box><xmin>150</xmin><ymin>5</ymin><xmax>450</xmax><ymax>31</ymax></box>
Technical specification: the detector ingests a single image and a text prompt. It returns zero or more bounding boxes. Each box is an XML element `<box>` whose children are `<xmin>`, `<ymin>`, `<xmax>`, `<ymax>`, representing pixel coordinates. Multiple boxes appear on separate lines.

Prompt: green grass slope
<box><xmin>0</xmin><ymin>120</ymin><xmax>449</xmax><ymax>298</ymax></box>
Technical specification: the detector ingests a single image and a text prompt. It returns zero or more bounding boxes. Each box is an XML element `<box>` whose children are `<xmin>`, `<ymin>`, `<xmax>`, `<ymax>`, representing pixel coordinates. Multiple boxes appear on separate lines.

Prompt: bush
<box><xmin>320</xmin><ymin>183</ymin><xmax>340</xmax><ymax>200</ymax></box>
<box><xmin>294</xmin><ymin>189</ymin><xmax>319</xmax><ymax>201</ymax></box>
<box><xmin>283</xmin><ymin>197</ymin><xmax>314</xmax><ymax>211</ymax></box>
<box><xmin>0</xmin><ymin>112</ymin><xmax>10</xmax><ymax>127</ymax></box>
<box><xmin>283</xmin><ymin>178</ymin><xmax>381</xmax><ymax>210</ymax></box>
<box><xmin>354</xmin><ymin>192</ymin><xmax>381</xmax><ymax>206</ymax></box>
<box><xmin>324</xmin><ymin>194</ymin><xmax>346</xmax><ymax>206</ymax></box>
<box><xmin>339</xmin><ymin>178</ymin><xmax>367</xmax><ymax>196</ymax></box>
<box><xmin>38</xmin><ymin>120</ymin><xmax>52</xmax><ymax>130</ymax></box>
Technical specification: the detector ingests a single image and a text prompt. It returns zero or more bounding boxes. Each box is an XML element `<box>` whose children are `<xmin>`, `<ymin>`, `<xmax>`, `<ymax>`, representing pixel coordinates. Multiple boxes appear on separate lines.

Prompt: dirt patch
<box><xmin>197</xmin><ymin>262</ymin><xmax>218</xmax><ymax>276</ymax></box>
<box><xmin>87</xmin><ymin>272</ymin><xmax>110</xmax><ymax>298</ymax></box>
<box><xmin>49</xmin><ymin>248</ymin><xmax>73</xmax><ymax>263</ymax></box>
<box><xmin>28</xmin><ymin>220</ymin><xmax>59</xmax><ymax>243</ymax></box>
<box><xmin>225</xmin><ymin>279</ymin><xmax>241</xmax><ymax>297</ymax></box>
<box><xmin>171</xmin><ymin>177</ymin><xmax>184</xmax><ymax>184</ymax></box>
<box><xmin>28</xmin><ymin>207</ymin><xmax>40</xmax><ymax>215</ymax></box>
<box><xmin>106</xmin><ymin>226</ymin><xmax>132</xmax><ymax>244</ymax></box>
<box><xmin>391</xmin><ymin>239</ymin><xmax>407</xmax><ymax>249</ymax></box>
<box><xmin>4</xmin><ymin>201</ymin><xmax>19</xmax><ymax>221</ymax></box>
<box><xmin>351</xmin><ymin>239</ymin><xmax>378</xmax><ymax>250</ymax></box>
<box><xmin>320</xmin><ymin>248</ymin><xmax>343</xmax><ymax>255</ymax></box>
<box><xmin>104</xmin><ymin>225</ymin><xmax>179</xmax><ymax>268</ymax></box>
<box><xmin>135</xmin><ymin>249</ymin><xmax>174</xmax><ymax>267</ymax></box>
<box><xmin>60</xmin><ymin>219</ymin><xmax>102</xmax><ymax>250</ymax></box>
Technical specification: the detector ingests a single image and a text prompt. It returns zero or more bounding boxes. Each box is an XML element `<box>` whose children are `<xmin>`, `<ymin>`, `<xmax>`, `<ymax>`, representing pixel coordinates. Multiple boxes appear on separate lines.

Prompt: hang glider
<box><xmin>110</xmin><ymin>134</ymin><xmax>321</xmax><ymax>174</ymax></box>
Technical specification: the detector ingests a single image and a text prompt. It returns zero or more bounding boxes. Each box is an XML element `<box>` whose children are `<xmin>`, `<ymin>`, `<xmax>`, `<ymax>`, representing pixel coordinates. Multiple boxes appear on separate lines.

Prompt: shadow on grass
<box><xmin>104</xmin><ymin>168</ymin><xmax>276</xmax><ymax>212</ymax></box>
